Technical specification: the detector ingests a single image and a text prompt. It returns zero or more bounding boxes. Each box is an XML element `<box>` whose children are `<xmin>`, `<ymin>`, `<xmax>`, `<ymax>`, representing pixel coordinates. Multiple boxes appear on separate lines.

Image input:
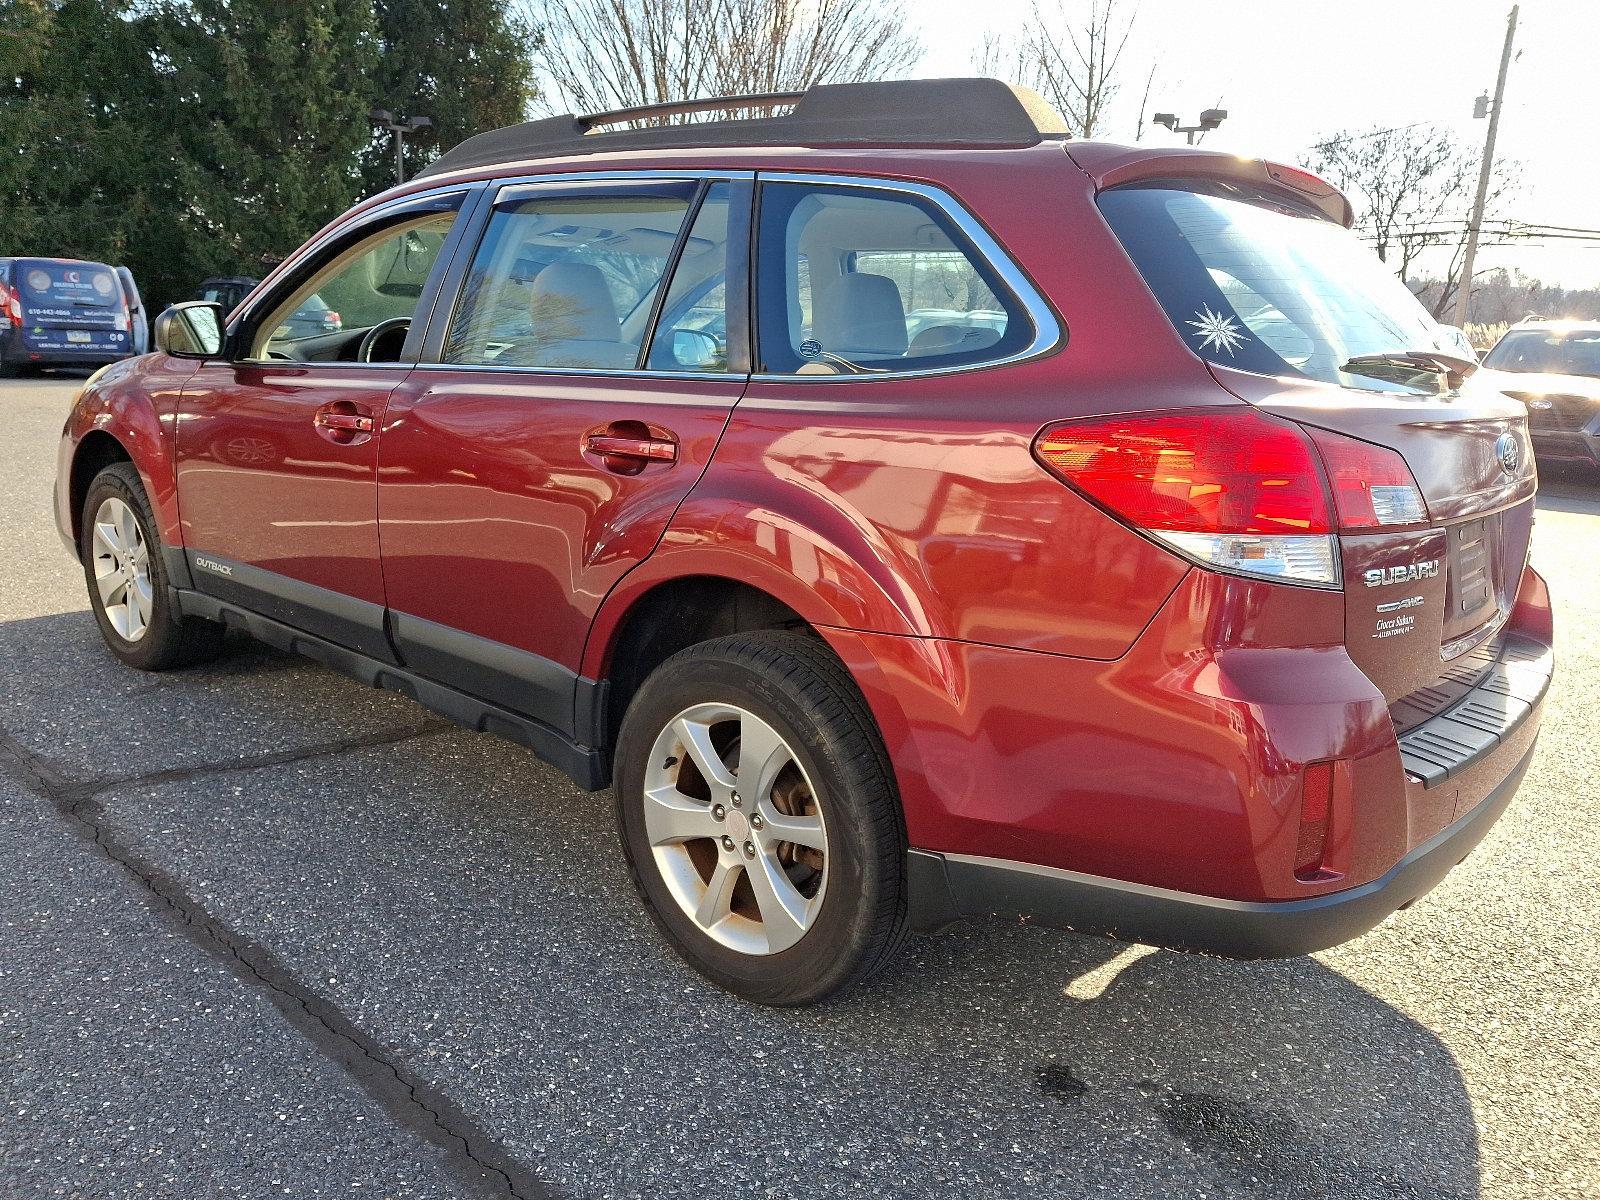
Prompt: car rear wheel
<box><xmin>615</xmin><ymin>631</ymin><xmax>908</xmax><ymax>1006</ymax></box>
<box><xmin>80</xmin><ymin>462</ymin><xmax>224</xmax><ymax>670</ymax></box>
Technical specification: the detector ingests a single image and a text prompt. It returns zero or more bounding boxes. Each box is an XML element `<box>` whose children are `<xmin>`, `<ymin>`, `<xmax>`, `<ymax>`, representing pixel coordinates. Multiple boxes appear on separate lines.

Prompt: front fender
<box><xmin>56</xmin><ymin>354</ymin><xmax>199</xmax><ymax>557</ymax></box>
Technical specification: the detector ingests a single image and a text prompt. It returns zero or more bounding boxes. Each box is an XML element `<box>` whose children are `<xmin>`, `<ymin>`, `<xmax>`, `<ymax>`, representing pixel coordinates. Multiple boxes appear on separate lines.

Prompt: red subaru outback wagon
<box><xmin>56</xmin><ymin>80</ymin><xmax>1552</xmax><ymax>1005</ymax></box>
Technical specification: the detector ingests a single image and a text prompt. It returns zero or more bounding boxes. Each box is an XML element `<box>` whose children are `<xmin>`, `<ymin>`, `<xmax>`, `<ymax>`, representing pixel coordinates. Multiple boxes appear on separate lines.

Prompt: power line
<box><xmin>1308</xmin><ymin>120</ymin><xmax>1436</xmax><ymax>151</ymax></box>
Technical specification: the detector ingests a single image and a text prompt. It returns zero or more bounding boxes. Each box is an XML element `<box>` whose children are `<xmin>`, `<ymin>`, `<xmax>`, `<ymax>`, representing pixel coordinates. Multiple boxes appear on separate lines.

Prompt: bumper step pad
<box><xmin>1398</xmin><ymin>636</ymin><xmax>1552</xmax><ymax>787</ymax></box>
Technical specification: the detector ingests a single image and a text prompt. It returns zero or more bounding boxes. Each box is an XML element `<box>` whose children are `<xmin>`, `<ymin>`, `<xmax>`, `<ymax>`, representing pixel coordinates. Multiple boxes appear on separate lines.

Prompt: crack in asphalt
<box><xmin>0</xmin><ymin>721</ymin><xmax>556</xmax><ymax>1200</ymax></box>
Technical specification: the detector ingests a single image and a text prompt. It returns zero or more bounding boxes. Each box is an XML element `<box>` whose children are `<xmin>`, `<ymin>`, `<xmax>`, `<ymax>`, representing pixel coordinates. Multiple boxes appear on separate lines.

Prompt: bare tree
<box><xmin>520</xmin><ymin>0</ymin><xmax>921</xmax><ymax>116</ymax></box>
<box><xmin>974</xmin><ymin>0</ymin><xmax>1138</xmax><ymax>138</ymax></box>
<box><xmin>1307</xmin><ymin>123</ymin><xmax>1516</xmax><ymax>317</ymax></box>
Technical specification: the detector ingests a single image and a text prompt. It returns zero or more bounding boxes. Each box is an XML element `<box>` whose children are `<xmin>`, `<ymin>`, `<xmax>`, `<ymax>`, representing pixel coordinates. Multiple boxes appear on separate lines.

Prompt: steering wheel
<box><xmin>357</xmin><ymin>316</ymin><xmax>411</xmax><ymax>363</ymax></box>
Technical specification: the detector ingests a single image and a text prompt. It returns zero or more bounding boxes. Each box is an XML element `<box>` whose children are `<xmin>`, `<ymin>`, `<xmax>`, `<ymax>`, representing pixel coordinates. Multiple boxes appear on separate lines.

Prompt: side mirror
<box><xmin>153</xmin><ymin>301</ymin><xmax>226</xmax><ymax>359</ymax></box>
<box><xmin>670</xmin><ymin>328</ymin><xmax>723</xmax><ymax>371</ymax></box>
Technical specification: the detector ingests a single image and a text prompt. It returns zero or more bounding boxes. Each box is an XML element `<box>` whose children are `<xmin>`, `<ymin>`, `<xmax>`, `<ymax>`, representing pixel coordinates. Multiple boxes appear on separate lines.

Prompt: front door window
<box><xmin>249</xmin><ymin>213</ymin><xmax>457</xmax><ymax>363</ymax></box>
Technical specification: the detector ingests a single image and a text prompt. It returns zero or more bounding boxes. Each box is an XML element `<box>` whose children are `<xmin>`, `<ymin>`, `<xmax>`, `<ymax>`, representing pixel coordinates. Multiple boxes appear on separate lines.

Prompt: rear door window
<box><xmin>443</xmin><ymin>182</ymin><xmax>698</xmax><ymax>371</ymax></box>
<box><xmin>753</xmin><ymin>182</ymin><xmax>1033</xmax><ymax>376</ymax></box>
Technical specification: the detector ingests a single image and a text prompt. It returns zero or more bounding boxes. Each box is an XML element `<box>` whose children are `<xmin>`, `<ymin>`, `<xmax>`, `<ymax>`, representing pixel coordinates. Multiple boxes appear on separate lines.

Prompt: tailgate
<box><xmin>1211</xmin><ymin>365</ymin><xmax>1537</xmax><ymax>721</ymax></box>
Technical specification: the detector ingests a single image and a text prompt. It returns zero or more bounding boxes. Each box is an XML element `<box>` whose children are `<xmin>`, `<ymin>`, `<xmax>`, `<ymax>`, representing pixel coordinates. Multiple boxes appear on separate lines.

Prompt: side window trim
<box><xmin>411</xmin><ymin>170</ymin><xmax>756</xmax><ymax>380</ymax></box>
<box><xmin>228</xmin><ymin>187</ymin><xmax>476</xmax><ymax>365</ymax></box>
<box><xmin>749</xmin><ymin>171</ymin><xmax>1063</xmax><ymax>382</ymax></box>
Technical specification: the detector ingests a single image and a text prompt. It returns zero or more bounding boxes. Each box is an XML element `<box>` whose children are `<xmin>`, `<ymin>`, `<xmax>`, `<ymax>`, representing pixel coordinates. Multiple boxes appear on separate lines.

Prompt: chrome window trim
<box><xmin>406</xmin><ymin>362</ymin><xmax>747</xmax><ymax>383</ymax></box>
<box><xmin>748</xmin><ymin>170</ymin><xmax>1064</xmax><ymax>384</ymax></box>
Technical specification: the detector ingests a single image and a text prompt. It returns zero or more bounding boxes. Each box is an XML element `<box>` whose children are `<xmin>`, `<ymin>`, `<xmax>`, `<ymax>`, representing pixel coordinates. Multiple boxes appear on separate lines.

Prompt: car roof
<box><xmin>418</xmin><ymin>78</ymin><xmax>1069</xmax><ymax>180</ymax></box>
<box><xmin>401</xmin><ymin>77</ymin><xmax>1353</xmax><ymax>229</ymax></box>
<box><xmin>3</xmin><ymin>256</ymin><xmax>117</xmax><ymax>269</ymax></box>
<box><xmin>1504</xmin><ymin>317</ymin><xmax>1600</xmax><ymax>334</ymax></box>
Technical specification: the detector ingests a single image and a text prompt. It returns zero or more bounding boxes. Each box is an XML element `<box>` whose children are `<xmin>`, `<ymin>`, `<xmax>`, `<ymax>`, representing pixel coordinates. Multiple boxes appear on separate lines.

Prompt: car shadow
<box><xmin>0</xmin><ymin>608</ymin><xmax>1483</xmax><ymax>1199</ymax></box>
<box><xmin>856</xmin><ymin>927</ymin><xmax>1480</xmax><ymax>1198</ymax></box>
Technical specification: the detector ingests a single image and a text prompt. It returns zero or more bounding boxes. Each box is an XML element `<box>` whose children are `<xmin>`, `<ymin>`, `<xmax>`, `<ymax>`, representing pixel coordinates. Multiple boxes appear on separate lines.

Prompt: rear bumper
<box><xmin>2</xmin><ymin>327</ymin><xmax>127</xmax><ymax>369</ymax></box>
<box><xmin>909</xmin><ymin>736</ymin><xmax>1537</xmax><ymax>957</ymax></box>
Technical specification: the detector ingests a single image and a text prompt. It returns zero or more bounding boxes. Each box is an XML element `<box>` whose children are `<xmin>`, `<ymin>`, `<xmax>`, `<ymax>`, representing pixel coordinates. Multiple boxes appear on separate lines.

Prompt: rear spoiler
<box><xmin>1064</xmin><ymin>142</ymin><xmax>1354</xmax><ymax>227</ymax></box>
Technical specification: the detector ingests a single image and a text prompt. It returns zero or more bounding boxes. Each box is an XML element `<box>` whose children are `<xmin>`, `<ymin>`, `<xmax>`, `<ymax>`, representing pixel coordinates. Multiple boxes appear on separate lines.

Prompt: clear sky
<box><xmin>907</xmin><ymin>0</ymin><xmax>1600</xmax><ymax>287</ymax></box>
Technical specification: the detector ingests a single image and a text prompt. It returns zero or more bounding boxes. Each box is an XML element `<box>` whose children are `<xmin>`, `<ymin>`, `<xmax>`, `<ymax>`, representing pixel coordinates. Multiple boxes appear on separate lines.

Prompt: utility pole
<box><xmin>1453</xmin><ymin>5</ymin><xmax>1518</xmax><ymax>327</ymax></box>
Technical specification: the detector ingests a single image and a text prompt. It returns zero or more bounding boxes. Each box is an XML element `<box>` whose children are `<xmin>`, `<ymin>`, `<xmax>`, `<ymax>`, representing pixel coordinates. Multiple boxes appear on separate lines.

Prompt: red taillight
<box><xmin>1034</xmin><ymin>408</ymin><xmax>1332</xmax><ymax>536</ymax></box>
<box><xmin>1306</xmin><ymin>427</ymin><xmax>1428</xmax><ymax>529</ymax></box>
<box><xmin>1294</xmin><ymin>761</ymin><xmax>1334</xmax><ymax>880</ymax></box>
<box><xmin>324</xmin><ymin>311</ymin><xmax>341</xmax><ymax>326</ymax></box>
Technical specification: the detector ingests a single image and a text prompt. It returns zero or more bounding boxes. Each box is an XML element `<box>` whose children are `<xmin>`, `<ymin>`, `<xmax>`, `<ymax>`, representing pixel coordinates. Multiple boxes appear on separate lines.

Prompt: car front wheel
<box><xmin>615</xmin><ymin>631</ymin><xmax>908</xmax><ymax>1006</ymax></box>
<box><xmin>80</xmin><ymin>461</ymin><xmax>224</xmax><ymax>670</ymax></box>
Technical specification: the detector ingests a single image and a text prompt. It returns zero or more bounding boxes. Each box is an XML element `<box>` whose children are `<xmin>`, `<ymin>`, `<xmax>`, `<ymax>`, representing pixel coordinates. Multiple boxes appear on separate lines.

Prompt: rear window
<box><xmin>14</xmin><ymin>260</ymin><xmax>127</xmax><ymax>326</ymax></box>
<box><xmin>1482</xmin><ymin>329</ymin><xmax>1600</xmax><ymax>379</ymax></box>
<box><xmin>1098</xmin><ymin>183</ymin><xmax>1459</xmax><ymax>394</ymax></box>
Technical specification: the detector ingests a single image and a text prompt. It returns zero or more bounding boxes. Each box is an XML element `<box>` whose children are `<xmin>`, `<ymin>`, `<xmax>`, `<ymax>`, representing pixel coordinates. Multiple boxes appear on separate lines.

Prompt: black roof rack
<box><xmin>418</xmin><ymin>78</ymin><xmax>1068</xmax><ymax>179</ymax></box>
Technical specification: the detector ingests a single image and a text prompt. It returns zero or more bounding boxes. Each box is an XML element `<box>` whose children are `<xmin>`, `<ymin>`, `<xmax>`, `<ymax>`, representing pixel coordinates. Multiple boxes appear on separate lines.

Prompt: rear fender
<box><xmin>579</xmin><ymin>481</ymin><xmax>935</xmax><ymax>681</ymax></box>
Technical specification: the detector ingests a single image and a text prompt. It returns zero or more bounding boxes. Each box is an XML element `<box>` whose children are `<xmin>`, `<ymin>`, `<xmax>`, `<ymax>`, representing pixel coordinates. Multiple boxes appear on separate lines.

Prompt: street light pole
<box><xmin>1453</xmin><ymin>5</ymin><xmax>1518</xmax><ymax>328</ymax></box>
<box><xmin>369</xmin><ymin>109</ymin><xmax>434</xmax><ymax>187</ymax></box>
<box><xmin>1151</xmin><ymin>109</ymin><xmax>1229</xmax><ymax>145</ymax></box>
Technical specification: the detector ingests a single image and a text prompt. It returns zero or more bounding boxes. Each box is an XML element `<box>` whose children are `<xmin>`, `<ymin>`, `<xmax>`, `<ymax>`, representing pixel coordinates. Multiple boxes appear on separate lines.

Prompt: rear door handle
<box><xmin>583</xmin><ymin>433</ymin><xmax>677</xmax><ymax>464</ymax></box>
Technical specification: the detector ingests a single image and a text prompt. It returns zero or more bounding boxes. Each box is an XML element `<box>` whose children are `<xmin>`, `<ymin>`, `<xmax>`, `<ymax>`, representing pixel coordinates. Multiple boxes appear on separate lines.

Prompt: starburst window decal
<box><xmin>1186</xmin><ymin>305</ymin><xmax>1248</xmax><ymax>356</ymax></box>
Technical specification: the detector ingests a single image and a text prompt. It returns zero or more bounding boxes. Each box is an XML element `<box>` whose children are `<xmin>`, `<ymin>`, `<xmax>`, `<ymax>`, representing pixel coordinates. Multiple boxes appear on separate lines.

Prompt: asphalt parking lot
<box><xmin>1</xmin><ymin>374</ymin><xmax>1596</xmax><ymax>1200</ymax></box>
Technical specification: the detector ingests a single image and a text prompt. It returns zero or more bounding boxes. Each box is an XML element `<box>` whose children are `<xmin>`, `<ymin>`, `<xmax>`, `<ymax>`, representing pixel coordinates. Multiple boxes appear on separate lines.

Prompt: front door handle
<box><xmin>315</xmin><ymin>411</ymin><xmax>375</xmax><ymax>433</ymax></box>
<box><xmin>313</xmin><ymin>402</ymin><xmax>376</xmax><ymax>445</ymax></box>
<box><xmin>583</xmin><ymin>433</ymin><xmax>677</xmax><ymax>464</ymax></box>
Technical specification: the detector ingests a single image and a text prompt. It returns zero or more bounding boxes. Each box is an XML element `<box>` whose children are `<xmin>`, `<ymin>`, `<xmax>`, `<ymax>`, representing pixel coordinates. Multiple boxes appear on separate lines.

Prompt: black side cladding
<box><xmin>417</xmin><ymin>78</ymin><xmax>1069</xmax><ymax>178</ymax></box>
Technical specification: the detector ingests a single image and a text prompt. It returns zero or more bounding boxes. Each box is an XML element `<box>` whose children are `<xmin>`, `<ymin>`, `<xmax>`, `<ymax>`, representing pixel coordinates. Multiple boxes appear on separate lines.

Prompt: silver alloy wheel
<box><xmin>91</xmin><ymin>496</ymin><xmax>154</xmax><ymax>643</ymax></box>
<box><xmin>642</xmin><ymin>702</ymin><xmax>829</xmax><ymax>955</ymax></box>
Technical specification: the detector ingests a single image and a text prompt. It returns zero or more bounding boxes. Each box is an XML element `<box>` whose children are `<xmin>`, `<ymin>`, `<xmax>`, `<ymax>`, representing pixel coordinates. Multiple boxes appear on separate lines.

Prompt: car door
<box><xmin>175</xmin><ymin>189</ymin><xmax>474</xmax><ymax>660</ymax></box>
<box><xmin>376</xmin><ymin>174</ymin><xmax>751</xmax><ymax>732</ymax></box>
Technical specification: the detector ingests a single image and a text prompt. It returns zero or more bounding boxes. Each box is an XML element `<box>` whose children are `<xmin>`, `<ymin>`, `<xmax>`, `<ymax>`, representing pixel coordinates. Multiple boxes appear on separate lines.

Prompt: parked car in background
<box><xmin>271</xmin><ymin>293</ymin><xmax>343</xmax><ymax>342</ymax></box>
<box><xmin>54</xmin><ymin>80</ymin><xmax>1551</xmax><ymax>1006</ymax></box>
<box><xmin>1481</xmin><ymin>317</ymin><xmax>1600</xmax><ymax>472</ymax></box>
<box><xmin>194</xmin><ymin>276</ymin><xmax>343</xmax><ymax>343</ymax></box>
<box><xmin>0</xmin><ymin>256</ymin><xmax>134</xmax><ymax>375</ymax></box>
<box><xmin>194</xmin><ymin>275</ymin><xmax>259</xmax><ymax>314</ymax></box>
<box><xmin>116</xmin><ymin>266</ymin><xmax>149</xmax><ymax>356</ymax></box>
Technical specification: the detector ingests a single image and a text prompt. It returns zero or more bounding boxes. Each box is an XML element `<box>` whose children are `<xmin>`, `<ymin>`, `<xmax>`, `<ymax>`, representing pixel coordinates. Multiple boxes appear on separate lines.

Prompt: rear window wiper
<box><xmin>1342</xmin><ymin>349</ymin><xmax>1478</xmax><ymax>389</ymax></box>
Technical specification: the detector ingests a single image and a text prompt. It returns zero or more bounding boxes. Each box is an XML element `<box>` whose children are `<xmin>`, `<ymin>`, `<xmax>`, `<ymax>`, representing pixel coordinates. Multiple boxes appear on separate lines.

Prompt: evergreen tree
<box><xmin>160</xmin><ymin>0</ymin><xmax>378</xmax><ymax>286</ymax></box>
<box><xmin>0</xmin><ymin>0</ymin><xmax>188</xmax><ymax>301</ymax></box>
<box><xmin>362</xmin><ymin>0</ymin><xmax>533</xmax><ymax>192</ymax></box>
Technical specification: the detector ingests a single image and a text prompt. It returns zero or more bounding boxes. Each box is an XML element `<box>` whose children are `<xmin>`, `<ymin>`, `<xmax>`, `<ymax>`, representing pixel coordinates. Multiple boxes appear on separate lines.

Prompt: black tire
<box><xmin>615</xmin><ymin>630</ymin><xmax>908</xmax><ymax>1005</ymax></box>
<box><xmin>79</xmin><ymin>461</ymin><xmax>225</xmax><ymax>670</ymax></box>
